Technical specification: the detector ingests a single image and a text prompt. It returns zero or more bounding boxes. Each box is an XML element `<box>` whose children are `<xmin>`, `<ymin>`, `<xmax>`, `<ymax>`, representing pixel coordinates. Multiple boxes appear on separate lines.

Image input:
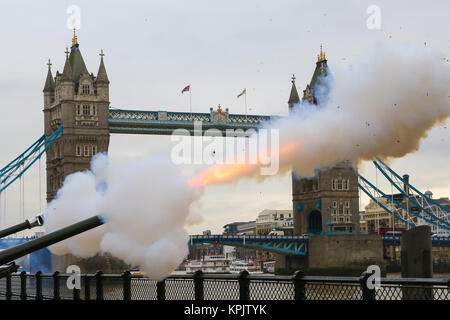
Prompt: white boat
<box><xmin>229</xmin><ymin>260</ymin><xmax>263</xmax><ymax>274</ymax></box>
<box><xmin>263</xmin><ymin>261</ymin><xmax>275</xmax><ymax>273</ymax></box>
<box><xmin>186</xmin><ymin>255</ymin><xmax>230</xmax><ymax>274</ymax></box>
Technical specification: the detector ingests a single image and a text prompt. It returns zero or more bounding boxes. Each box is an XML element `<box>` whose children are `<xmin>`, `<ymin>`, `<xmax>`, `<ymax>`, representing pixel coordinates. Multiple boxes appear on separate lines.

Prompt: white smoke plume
<box><xmin>283</xmin><ymin>44</ymin><xmax>450</xmax><ymax>178</ymax></box>
<box><xmin>44</xmin><ymin>154</ymin><xmax>201</xmax><ymax>280</ymax></box>
<box><xmin>191</xmin><ymin>44</ymin><xmax>450</xmax><ymax>185</ymax></box>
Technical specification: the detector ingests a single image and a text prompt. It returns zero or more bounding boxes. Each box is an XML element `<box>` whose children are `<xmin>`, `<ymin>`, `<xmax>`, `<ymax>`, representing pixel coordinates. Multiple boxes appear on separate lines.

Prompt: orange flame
<box><xmin>188</xmin><ymin>142</ymin><xmax>298</xmax><ymax>187</ymax></box>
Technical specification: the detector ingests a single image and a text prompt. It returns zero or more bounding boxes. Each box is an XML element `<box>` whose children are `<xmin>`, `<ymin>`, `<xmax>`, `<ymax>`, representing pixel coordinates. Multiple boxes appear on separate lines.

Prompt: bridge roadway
<box><xmin>190</xmin><ymin>234</ymin><xmax>308</xmax><ymax>255</ymax></box>
<box><xmin>381</xmin><ymin>235</ymin><xmax>450</xmax><ymax>247</ymax></box>
<box><xmin>189</xmin><ymin>234</ymin><xmax>450</xmax><ymax>256</ymax></box>
<box><xmin>108</xmin><ymin>108</ymin><xmax>278</xmax><ymax>135</ymax></box>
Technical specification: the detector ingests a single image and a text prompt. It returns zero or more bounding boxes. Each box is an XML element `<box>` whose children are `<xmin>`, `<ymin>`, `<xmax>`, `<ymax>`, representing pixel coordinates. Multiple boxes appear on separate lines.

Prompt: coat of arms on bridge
<box><xmin>157</xmin><ymin>111</ymin><xmax>167</xmax><ymax>121</ymax></box>
<box><xmin>211</xmin><ymin>104</ymin><xmax>228</xmax><ymax>124</ymax></box>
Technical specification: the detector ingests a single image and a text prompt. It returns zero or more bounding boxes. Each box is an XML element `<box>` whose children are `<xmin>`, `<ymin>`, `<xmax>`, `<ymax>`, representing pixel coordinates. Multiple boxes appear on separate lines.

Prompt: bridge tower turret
<box><xmin>288</xmin><ymin>74</ymin><xmax>300</xmax><ymax>110</ymax></box>
<box><xmin>43</xmin><ymin>59</ymin><xmax>55</xmax><ymax>108</ymax></box>
<box><xmin>43</xmin><ymin>30</ymin><xmax>110</xmax><ymax>202</ymax></box>
<box><xmin>95</xmin><ymin>50</ymin><xmax>110</xmax><ymax>101</ymax></box>
<box><xmin>290</xmin><ymin>45</ymin><xmax>360</xmax><ymax>235</ymax></box>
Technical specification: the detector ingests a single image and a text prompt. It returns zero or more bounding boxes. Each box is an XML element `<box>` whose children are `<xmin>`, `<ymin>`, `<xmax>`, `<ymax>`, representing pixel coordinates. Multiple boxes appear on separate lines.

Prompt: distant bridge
<box><xmin>189</xmin><ymin>234</ymin><xmax>450</xmax><ymax>256</ymax></box>
<box><xmin>189</xmin><ymin>234</ymin><xmax>308</xmax><ymax>256</ymax></box>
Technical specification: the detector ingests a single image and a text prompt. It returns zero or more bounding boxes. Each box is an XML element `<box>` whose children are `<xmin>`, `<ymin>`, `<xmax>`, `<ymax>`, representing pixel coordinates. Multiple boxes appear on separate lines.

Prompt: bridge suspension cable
<box><xmin>358</xmin><ymin>174</ymin><xmax>416</xmax><ymax>229</ymax></box>
<box><xmin>375</xmin><ymin>157</ymin><xmax>450</xmax><ymax>213</ymax></box>
<box><xmin>0</xmin><ymin>127</ymin><xmax>62</xmax><ymax>229</ymax></box>
<box><xmin>358</xmin><ymin>173</ymin><xmax>450</xmax><ymax>231</ymax></box>
<box><xmin>373</xmin><ymin>158</ymin><xmax>450</xmax><ymax>229</ymax></box>
<box><xmin>0</xmin><ymin>126</ymin><xmax>63</xmax><ymax>194</ymax></box>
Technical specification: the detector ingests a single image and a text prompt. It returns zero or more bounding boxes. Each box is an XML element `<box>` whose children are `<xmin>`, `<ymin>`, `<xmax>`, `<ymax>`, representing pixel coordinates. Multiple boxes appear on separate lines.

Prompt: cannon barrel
<box><xmin>0</xmin><ymin>214</ymin><xmax>44</xmax><ymax>239</ymax></box>
<box><xmin>0</xmin><ymin>215</ymin><xmax>104</xmax><ymax>266</ymax></box>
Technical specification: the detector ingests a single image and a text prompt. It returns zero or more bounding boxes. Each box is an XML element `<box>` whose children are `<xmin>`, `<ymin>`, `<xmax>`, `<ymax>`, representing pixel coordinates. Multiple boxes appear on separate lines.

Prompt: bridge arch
<box><xmin>308</xmin><ymin>210</ymin><xmax>322</xmax><ymax>234</ymax></box>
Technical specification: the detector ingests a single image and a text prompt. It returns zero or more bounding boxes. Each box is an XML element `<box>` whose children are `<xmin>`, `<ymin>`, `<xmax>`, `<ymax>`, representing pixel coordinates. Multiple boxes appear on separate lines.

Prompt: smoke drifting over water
<box><xmin>44</xmin><ymin>154</ymin><xmax>201</xmax><ymax>280</ymax></box>
<box><xmin>44</xmin><ymin>44</ymin><xmax>450</xmax><ymax>279</ymax></box>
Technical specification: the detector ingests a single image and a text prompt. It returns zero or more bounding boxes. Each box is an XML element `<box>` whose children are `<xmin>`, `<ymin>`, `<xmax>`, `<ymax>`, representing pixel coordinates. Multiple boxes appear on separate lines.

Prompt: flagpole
<box><xmin>245</xmin><ymin>89</ymin><xmax>247</xmax><ymax>118</ymax></box>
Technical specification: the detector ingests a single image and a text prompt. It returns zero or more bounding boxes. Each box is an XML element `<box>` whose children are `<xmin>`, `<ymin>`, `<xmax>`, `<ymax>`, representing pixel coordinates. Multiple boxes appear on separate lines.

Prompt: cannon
<box><xmin>0</xmin><ymin>214</ymin><xmax>44</xmax><ymax>239</ymax></box>
<box><xmin>0</xmin><ymin>215</ymin><xmax>104</xmax><ymax>278</ymax></box>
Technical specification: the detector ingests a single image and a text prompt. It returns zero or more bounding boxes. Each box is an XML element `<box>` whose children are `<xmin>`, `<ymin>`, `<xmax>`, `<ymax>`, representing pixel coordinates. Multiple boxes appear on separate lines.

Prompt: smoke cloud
<box><xmin>191</xmin><ymin>44</ymin><xmax>450</xmax><ymax>185</ymax></box>
<box><xmin>283</xmin><ymin>44</ymin><xmax>450</xmax><ymax>177</ymax></box>
<box><xmin>44</xmin><ymin>154</ymin><xmax>201</xmax><ymax>280</ymax></box>
<box><xmin>44</xmin><ymin>44</ymin><xmax>450</xmax><ymax>279</ymax></box>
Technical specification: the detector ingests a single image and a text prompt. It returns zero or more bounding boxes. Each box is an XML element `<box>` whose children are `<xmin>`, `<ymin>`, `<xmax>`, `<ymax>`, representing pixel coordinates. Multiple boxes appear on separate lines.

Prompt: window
<box><xmin>343</xmin><ymin>180</ymin><xmax>349</xmax><ymax>190</ymax></box>
<box><xmin>345</xmin><ymin>201</ymin><xmax>350</xmax><ymax>208</ymax></box>
<box><xmin>82</xmin><ymin>85</ymin><xmax>90</xmax><ymax>94</ymax></box>
<box><xmin>92</xmin><ymin>145</ymin><xmax>97</xmax><ymax>155</ymax></box>
<box><xmin>84</xmin><ymin>145</ymin><xmax>90</xmax><ymax>157</ymax></box>
<box><xmin>77</xmin><ymin>105</ymin><xmax>81</xmax><ymax>115</ymax></box>
<box><xmin>92</xmin><ymin>105</ymin><xmax>97</xmax><ymax>116</ymax></box>
<box><xmin>332</xmin><ymin>201</ymin><xmax>337</xmax><ymax>208</ymax></box>
<box><xmin>83</xmin><ymin>105</ymin><xmax>90</xmax><ymax>115</ymax></box>
<box><xmin>332</xmin><ymin>178</ymin><xmax>350</xmax><ymax>191</ymax></box>
<box><xmin>76</xmin><ymin>145</ymin><xmax>82</xmax><ymax>156</ymax></box>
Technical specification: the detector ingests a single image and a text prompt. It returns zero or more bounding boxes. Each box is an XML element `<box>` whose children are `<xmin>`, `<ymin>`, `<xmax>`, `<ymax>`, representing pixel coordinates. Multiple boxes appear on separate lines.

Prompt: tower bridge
<box><xmin>190</xmin><ymin>234</ymin><xmax>309</xmax><ymax>256</ymax></box>
<box><xmin>42</xmin><ymin>32</ymin><xmax>361</xmax><ymax>242</ymax></box>
<box><xmin>108</xmin><ymin>108</ymin><xmax>276</xmax><ymax>136</ymax></box>
<box><xmin>189</xmin><ymin>234</ymin><xmax>450</xmax><ymax>257</ymax></box>
<box><xmin>25</xmin><ymin>31</ymin><xmax>450</xmax><ymax>240</ymax></box>
<box><xmin>1</xmin><ymin>31</ymin><xmax>449</xmax><ymax>274</ymax></box>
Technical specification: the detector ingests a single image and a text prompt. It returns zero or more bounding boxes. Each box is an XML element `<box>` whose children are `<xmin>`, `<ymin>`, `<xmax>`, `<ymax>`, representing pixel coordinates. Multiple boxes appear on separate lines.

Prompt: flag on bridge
<box><xmin>237</xmin><ymin>88</ymin><xmax>246</xmax><ymax>98</ymax></box>
<box><xmin>181</xmin><ymin>85</ymin><xmax>190</xmax><ymax>94</ymax></box>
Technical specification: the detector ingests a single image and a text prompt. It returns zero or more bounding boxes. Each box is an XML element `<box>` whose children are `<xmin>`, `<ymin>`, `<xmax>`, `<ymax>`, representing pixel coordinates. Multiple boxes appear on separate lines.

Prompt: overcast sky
<box><xmin>0</xmin><ymin>0</ymin><xmax>449</xmax><ymax>234</ymax></box>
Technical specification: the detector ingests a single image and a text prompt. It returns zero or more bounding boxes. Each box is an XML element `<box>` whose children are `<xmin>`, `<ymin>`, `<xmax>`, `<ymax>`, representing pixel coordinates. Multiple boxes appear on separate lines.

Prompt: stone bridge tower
<box><xmin>289</xmin><ymin>46</ymin><xmax>360</xmax><ymax>235</ymax></box>
<box><xmin>43</xmin><ymin>30</ymin><xmax>110</xmax><ymax>202</ymax></box>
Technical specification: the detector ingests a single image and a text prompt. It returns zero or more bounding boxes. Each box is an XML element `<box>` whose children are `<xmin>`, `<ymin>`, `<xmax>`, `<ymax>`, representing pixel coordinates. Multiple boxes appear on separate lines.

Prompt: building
<box><xmin>254</xmin><ymin>209</ymin><xmax>293</xmax><ymax>261</ymax></box>
<box><xmin>362</xmin><ymin>187</ymin><xmax>450</xmax><ymax>236</ymax></box>
<box><xmin>359</xmin><ymin>211</ymin><xmax>366</xmax><ymax>233</ymax></box>
<box><xmin>43</xmin><ymin>30</ymin><xmax>111</xmax><ymax>271</ymax></box>
<box><xmin>363</xmin><ymin>194</ymin><xmax>407</xmax><ymax>233</ymax></box>
<box><xmin>223</xmin><ymin>222</ymin><xmax>254</xmax><ymax>235</ymax></box>
<box><xmin>423</xmin><ymin>192</ymin><xmax>450</xmax><ymax>237</ymax></box>
<box><xmin>43</xmin><ymin>29</ymin><xmax>110</xmax><ymax>202</ymax></box>
<box><xmin>362</xmin><ymin>187</ymin><xmax>450</xmax><ymax>260</ymax></box>
<box><xmin>255</xmin><ymin>209</ymin><xmax>293</xmax><ymax>235</ymax></box>
<box><xmin>363</xmin><ymin>195</ymin><xmax>407</xmax><ymax>260</ymax></box>
<box><xmin>236</xmin><ymin>221</ymin><xmax>256</xmax><ymax>235</ymax></box>
<box><xmin>289</xmin><ymin>46</ymin><xmax>360</xmax><ymax>235</ymax></box>
<box><xmin>280</xmin><ymin>217</ymin><xmax>294</xmax><ymax>236</ymax></box>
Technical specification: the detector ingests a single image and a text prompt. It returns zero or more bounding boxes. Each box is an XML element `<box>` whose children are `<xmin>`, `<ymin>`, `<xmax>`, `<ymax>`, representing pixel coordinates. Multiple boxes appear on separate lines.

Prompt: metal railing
<box><xmin>190</xmin><ymin>235</ymin><xmax>308</xmax><ymax>240</ymax></box>
<box><xmin>0</xmin><ymin>270</ymin><xmax>449</xmax><ymax>300</ymax></box>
